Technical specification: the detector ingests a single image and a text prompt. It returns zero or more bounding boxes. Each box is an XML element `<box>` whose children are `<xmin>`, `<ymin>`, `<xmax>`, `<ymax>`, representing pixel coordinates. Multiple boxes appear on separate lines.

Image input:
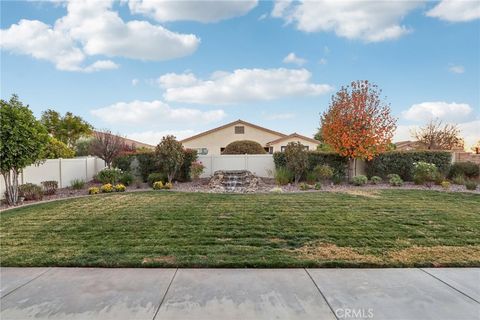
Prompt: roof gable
<box><xmin>267</xmin><ymin>133</ymin><xmax>320</xmax><ymax>146</ymax></box>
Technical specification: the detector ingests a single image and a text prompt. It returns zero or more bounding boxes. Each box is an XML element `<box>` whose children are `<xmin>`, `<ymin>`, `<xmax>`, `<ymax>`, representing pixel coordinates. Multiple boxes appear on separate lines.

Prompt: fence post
<box><xmin>59</xmin><ymin>158</ymin><xmax>62</xmax><ymax>188</ymax></box>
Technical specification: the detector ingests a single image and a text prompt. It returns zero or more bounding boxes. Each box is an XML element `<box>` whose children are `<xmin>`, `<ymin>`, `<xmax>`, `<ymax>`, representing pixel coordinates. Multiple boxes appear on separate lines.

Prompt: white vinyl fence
<box><xmin>198</xmin><ymin>154</ymin><xmax>275</xmax><ymax>178</ymax></box>
<box><xmin>0</xmin><ymin>157</ymin><xmax>106</xmax><ymax>199</ymax></box>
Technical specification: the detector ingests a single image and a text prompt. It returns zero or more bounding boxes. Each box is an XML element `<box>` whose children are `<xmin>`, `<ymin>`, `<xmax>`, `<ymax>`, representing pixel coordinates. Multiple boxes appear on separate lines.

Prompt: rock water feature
<box><xmin>208</xmin><ymin>170</ymin><xmax>261</xmax><ymax>193</ymax></box>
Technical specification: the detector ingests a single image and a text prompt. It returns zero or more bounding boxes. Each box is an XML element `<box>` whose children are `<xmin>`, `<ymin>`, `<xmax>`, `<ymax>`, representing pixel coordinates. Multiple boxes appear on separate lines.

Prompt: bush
<box><xmin>314</xmin><ymin>182</ymin><xmax>322</xmax><ymax>190</ymax></box>
<box><xmin>285</xmin><ymin>142</ymin><xmax>309</xmax><ymax>184</ymax></box>
<box><xmin>41</xmin><ymin>136</ymin><xmax>75</xmax><ymax>159</ymax></box>
<box><xmin>155</xmin><ymin>135</ymin><xmax>185</xmax><ymax>183</ymax></box>
<box><xmin>448</xmin><ymin>162</ymin><xmax>480</xmax><ymax>179</ymax></box>
<box><xmin>352</xmin><ymin>175</ymin><xmax>368</xmax><ymax>186</ymax></box>
<box><xmin>270</xmin><ymin>187</ymin><xmax>283</xmax><ymax>193</ymax></box>
<box><xmin>412</xmin><ymin>162</ymin><xmax>438</xmax><ymax>185</ymax></box>
<box><xmin>388</xmin><ymin>174</ymin><xmax>403</xmax><ymax>186</ymax></box>
<box><xmin>164</xmin><ymin>182</ymin><xmax>173</xmax><ymax>189</ymax></box>
<box><xmin>96</xmin><ymin>168</ymin><xmax>123</xmax><ymax>184</ymax></box>
<box><xmin>190</xmin><ymin>161</ymin><xmax>205</xmax><ymax>180</ymax></box>
<box><xmin>147</xmin><ymin>172</ymin><xmax>167</xmax><ymax>187</ymax></box>
<box><xmin>305</xmin><ymin>172</ymin><xmax>317</xmax><ymax>184</ymax></box>
<box><xmin>274</xmin><ymin>167</ymin><xmax>293</xmax><ymax>185</ymax></box>
<box><xmin>313</xmin><ymin>164</ymin><xmax>334</xmax><ymax>182</ymax></box>
<box><xmin>370</xmin><ymin>176</ymin><xmax>382</xmax><ymax>185</ymax></box>
<box><xmin>114</xmin><ymin>183</ymin><xmax>126</xmax><ymax>192</ymax></box>
<box><xmin>136</xmin><ymin>152</ymin><xmax>158</xmax><ymax>182</ymax></box>
<box><xmin>274</xmin><ymin>151</ymin><xmax>348</xmax><ymax>179</ymax></box>
<box><xmin>465</xmin><ymin>180</ymin><xmax>478</xmax><ymax>191</ymax></box>
<box><xmin>18</xmin><ymin>183</ymin><xmax>43</xmax><ymax>201</ymax></box>
<box><xmin>452</xmin><ymin>175</ymin><xmax>466</xmax><ymax>185</ymax></box>
<box><xmin>119</xmin><ymin>172</ymin><xmax>134</xmax><ymax>186</ymax></box>
<box><xmin>222</xmin><ymin>140</ymin><xmax>266</xmax><ymax>154</ymax></box>
<box><xmin>332</xmin><ymin>173</ymin><xmax>344</xmax><ymax>185</ymax></box>
<box><xmin>88</xmin><ymin>187</ymin><xmax>100</xmax><ymax>195</ymax></box>
<box><xmin>299</xmin><ymin>182</ymin><xmax>311</xmax><ymax>191</ymax></box>
<box><xmin>441</xmin><ymin>181</ymin><xmax>451</xmax><ymax>190</ymax></box>
<box><xmin>41</xmin><ymin>180</ymin><xmax>58</xmax><ymax>195</ymax></box>
<box><xmin>100</xmin><ymin>183</ymin><xmax>114</xmax><ymax>193</ymax></box>
<box><xmin>434</xmin><ymin>171</ymin><xmax>445</xmax><ymax>185</ymax></box>
<box><xmin>70</xmin><ymin>179</ymin><xmax>85</xmax><ymax>190</ymax></box>
<box><xmin>112</xmin><ymin>155</ymin><xmax>134</xmax><ymax>172</ymax></box>
<box><xmin>177</xmin><ymin>149</ymin><xmax>198</xmax><ymax>182</ymax></box>
<box><xmin>152</xmin><ymin>181</ymin><xmax>164</xmax><ymax>190</ymax></box>
<box><xmin>366</xmin><ymin>151</ymin><xmax>451</xmax><ymax>181</ymax></box>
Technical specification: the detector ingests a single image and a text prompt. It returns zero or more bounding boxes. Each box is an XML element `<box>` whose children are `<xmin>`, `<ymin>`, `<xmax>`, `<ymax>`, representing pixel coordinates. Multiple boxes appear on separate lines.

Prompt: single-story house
<box><xmin>181</xmin><ymin>120</ymin><xmax>320</xmax><ymax>155</ymax></box>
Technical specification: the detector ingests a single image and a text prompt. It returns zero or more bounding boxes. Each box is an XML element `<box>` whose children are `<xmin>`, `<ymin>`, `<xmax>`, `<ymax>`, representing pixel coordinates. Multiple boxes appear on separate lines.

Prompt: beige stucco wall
<box><xmin>182</xmin><ymin>123</ymin><xmax>284</xmax><ymax>155</ymax></box>
<box><xmin>269</xmin><ymin>137</ymin><xmax>319</xmax><ymax>153</ymax></box>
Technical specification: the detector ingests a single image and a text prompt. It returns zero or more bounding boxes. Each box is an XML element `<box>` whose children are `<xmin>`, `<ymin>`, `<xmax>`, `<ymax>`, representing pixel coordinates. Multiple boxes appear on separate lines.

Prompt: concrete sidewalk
<box><xmin>1</xmin><ymin>268</ymin><xmax>478</xmax><ymax>320</ymax></box>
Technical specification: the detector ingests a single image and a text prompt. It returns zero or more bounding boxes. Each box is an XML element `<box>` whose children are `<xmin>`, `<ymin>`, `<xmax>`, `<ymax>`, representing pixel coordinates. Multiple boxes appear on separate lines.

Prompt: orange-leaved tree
<box><xmin>321</xmin><ymin>80</ymin><xmax>397</xmax><ymax>178</ymax></box>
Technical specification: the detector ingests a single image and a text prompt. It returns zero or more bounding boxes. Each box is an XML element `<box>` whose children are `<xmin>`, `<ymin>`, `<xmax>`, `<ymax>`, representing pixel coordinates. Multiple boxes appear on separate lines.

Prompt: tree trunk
<box><xmin>347</xmin><ymin>158</ymin><xmax>355</xmax><ymax>181</ymax></box>
<box><xmin>3</xmin><ymin>169</ymin><xmax>20</xmax><ymax>206</ymax></box>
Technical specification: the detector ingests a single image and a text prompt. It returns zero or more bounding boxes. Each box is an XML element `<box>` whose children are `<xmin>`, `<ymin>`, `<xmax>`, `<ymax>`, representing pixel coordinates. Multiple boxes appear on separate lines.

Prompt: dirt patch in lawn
<box><xmin>142</xmin><ymin>256</ymin><xmax>177</xmax><ymax>265</ymax></box>
<box><xmin>388</xmin><ymin>245</ymin><xmax>480</xmax><ymax>266</ymax></box>
<box><xmin>292</xmin><ymin>242</ymin><xmax>382</xmax><ymax>264</ymax></box>
<box><xmin>337</xmin><ymin>189</ymin><xmax>381</xmax><ymax>199</ymax></box>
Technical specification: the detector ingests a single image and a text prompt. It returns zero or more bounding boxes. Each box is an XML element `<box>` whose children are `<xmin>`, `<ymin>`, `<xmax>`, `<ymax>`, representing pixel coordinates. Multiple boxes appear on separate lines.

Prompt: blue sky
<box><xmin>1</xmin><ymin>0</ymin><xmax>479</xmax><ymax>147</ymax></box>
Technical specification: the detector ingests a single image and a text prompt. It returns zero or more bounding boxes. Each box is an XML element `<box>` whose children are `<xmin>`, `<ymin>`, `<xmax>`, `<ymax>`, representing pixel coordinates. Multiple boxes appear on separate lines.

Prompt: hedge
<box><xmin>274</xmin><ymin>151</ymin><xmax>348</xmax><ymax>178</ymax></box>
<box><xmin>366</xmin><ymin>151</ymin><xmax>452</xmax><ymax>181</ymax></box>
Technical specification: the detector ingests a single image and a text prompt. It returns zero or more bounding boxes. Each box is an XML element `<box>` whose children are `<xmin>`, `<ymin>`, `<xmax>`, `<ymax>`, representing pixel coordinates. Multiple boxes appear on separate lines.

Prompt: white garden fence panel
<box><xmin>198</xmin><ymin>155</ymin><xmax>275</xmax><ymax>178</ymax></box>
<box><xmin>0</xmin><ymin>157</ymin><xmax>106</xmax><ymax>199</ymax></box>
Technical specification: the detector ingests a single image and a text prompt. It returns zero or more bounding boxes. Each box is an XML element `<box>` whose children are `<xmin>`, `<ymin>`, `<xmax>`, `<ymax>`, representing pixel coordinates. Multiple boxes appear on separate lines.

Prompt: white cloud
<box><xmin>265</xmin><ymin>113</ymin><xmax>296</xmax><ymax>120</ymax></box>
<box><xmin>128</xmin><ymin>0</ymin><xmax>258</xmax><ymax>23</ymax></box>
<box><xmin>91</xmin><ymin>100</ymin><xmax>226</xmax><ymax>125</ymax></box>
<box><xmin>271</xmin><ymin>0</ymin><xmax>421</xmax><ymax>42</ymax></box>
<box><xmin>0</xmin><ymin>0</ymin><xmax>199</xmax><ymax>71</ymax></box>
<box><xmin>131</xmin><ymin>78</ymin><xmax>139</xmax><ymax>86</ymax></box>
<box><xmin>128</xmin><ymin>130</ymin><xmax>196</xmax><ymax>145</ymax></box>
<box><xmin>283</xmin><ymin>52</ymin><xmax>307</xmax><ymax>66</ymax></box>
<box><xmin>403</xmin><ymin>101</ymin><xmax>473</xmax><ymax>122</ymax></box>
<box><xmin>427</xmin><ymin>0</ymin><xmax>480</xmax><ymax>22</ymax></box>
<box><xmin>448</xmin><ymin>65</ymin><xmax>465</xmax><ymax>74</ymax></box>
<box><xmin>158</xmin><ymin>68</ymin><xmax>332</xmax><ymax>105</ymax></box>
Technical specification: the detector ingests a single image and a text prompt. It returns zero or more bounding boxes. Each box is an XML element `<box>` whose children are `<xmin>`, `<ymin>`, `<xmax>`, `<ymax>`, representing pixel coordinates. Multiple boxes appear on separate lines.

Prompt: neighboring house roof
<box><xmin>266</xmin><ymin>133</ymin><xmax>320</xmax><ymax>146</ymax></box>
<box><xmin>93</xmin><ymin>131</ymin><xmax>154</xmax><ymax>149</ymax></box>
<box><xmin>394</xmin><ymin>140</ymin><xmax>426</xmax><ymax>151</ymax></box>
<box><xmin>180</xmin><ymin>119</ymin><xmax>287</xmax><ymax>143</ymax></box>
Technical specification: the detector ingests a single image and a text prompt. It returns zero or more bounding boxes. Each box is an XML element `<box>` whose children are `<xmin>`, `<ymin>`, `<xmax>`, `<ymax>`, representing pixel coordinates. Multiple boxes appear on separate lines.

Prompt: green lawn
<box><xmin>1</xmin><ymin>190</ymin><xmax>479</xmax><ymax>267</ymax></box>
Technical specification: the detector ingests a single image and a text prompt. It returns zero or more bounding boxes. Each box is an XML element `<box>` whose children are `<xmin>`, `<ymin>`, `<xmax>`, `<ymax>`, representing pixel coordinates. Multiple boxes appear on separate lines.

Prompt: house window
<box><xmin>196</xmin><ymin>148</ymin><xmax>208</xmax><ymax>155</ymax></box>
<box><xmin>234</xmin><ymin>126</ymin><xmax>245</xmax><ymax>134</ymax></box>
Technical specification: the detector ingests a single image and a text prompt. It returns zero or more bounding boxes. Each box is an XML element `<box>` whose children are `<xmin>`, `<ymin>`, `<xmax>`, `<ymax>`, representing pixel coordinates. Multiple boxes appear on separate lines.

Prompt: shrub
<box><xmin>313</xmin><ymin>164</ymin><xmax>334</xmax><ymax>182</ymax></box>
<box><xmin>96</xmin><ymin>168</ymin><xmax>122</xmax><ymax>184</ymax></box>
<box><xmin>285</xmin><ymin>142</ymin><xmax>309</xmax><ymax>184</ymax></box>
<box><xmin>413</xmin><ymin>162</ymin><xmax>438</xmax><ymax>185</ymax></box>
<box><xmin>114</xmin><ymin>183</ymin><xmax>126</xmax><ymax>192</ymax></box>
<box><xmin>70</xmin><ymin>179</ymin><xmax>85</xmax><ymax>190</ymax></box>
<box><xmin>366</xmin><ymin>151</ymin><xmax>451</xmax><ymax>181</ymax></box>
<box><xmin>152</xmin><ymin>181</ymin><xmax>164</xmax><ymax>190</ymax></box>
<box><xmin>270</xmin><ymin>187</ymin><xmax>283</xmax><ymax>193</ymax></box>
<box><xmin>18</xmin><ymin>183</ymin><xmax>43</xmax><ymax>201</ymax></box>
<box><xmin>314</xmin><ymin>182</ymin><xmax>322</xmax><ymax>190</ymax></box>
<box><xmin>465</xmin><ymin>180</ymin><xmax>478</xmax><ymax>191</ymax></box>
<box><xmin>434</xmin><ymin>171</ymin><xmax>445</xmax><ymax>185</ymax></box>
<box><xmin>136</xmin><ymin>152</ymin><xmax>158</xmax><ymax>182</ymax></box>
<box><xmin>452</xmin><ymin>175</ymin><xmax>466</xmax><ymax>185</ymax></box>
<box><xmin>370</xmin><ymin>176</ymin><xmax>382</xmax><ymax>185</ymax></box>
<box><xmin>274</xmin><ymin>167</ymin><xmax>293</xmax><ymax>185</ymax></box>
<box><xmin>88</xmin><ymin>187</ymin><xmax>100</xmax><ymax>195</ymax></box>
<box><xmin>189</xmin><ymin>160</ymin><xmax>205</xmax><ymax>180</ymax></box>
<box><xmin>299</xmin><ymin>182</ymin><xmax>310</xmax><ymax>191</ymax></box>
<box><xmin>41</xmin><ymin>136</ymin><xmax>75</xmax><ymax>159</ymax></box>
<box><xmin>177</xmin><ymin>148</ymin><xmax>198</xmax><ymax>182</ymax></box>
<box><xmin>100</xmin><ymin>183</ymin><xmax>114</xmax><ymax>193</ymax></box>
<box><xmin>155</xmin><ymin>135</ymin><xmax>185</xmax><ymax>183</ymax></box>
<box><xmin>274</xmin><ymin>151</ymin><xmax>348</xmax><ymax>179</ymax></box>
<box><xmin>448</xmin><ymin>162</ymin><xmax>480</xmax><ymax>179</ymax></box>
<box><xmin>112</xmin><ymin>155</ymin><xmax>134</xmax><ymax>172</ymax></box>
<box><xmin>41</xmin><ymin>180</ymin><xmax>58</xmax><ymax>195</ymax></box>
<box><xmin>222</xmin><ymin>140</ymin><xmax>266</xmax><ymax>154</ymax></box>
<box><xmin>164</xmin><ymin>182</ymin><xmax>173</xmax><ymax>189</ymax></box>
<box><xmin>119</xmin><ymin>172</ymin><xmax>134</xmax><ymax>186</ymax></box>
<box><xmin>388</xmin><ymin>174</ymin><xmax>403</xmax><ymax>186</ymax></box>
<box><xmin>352</xmin><ymin>175</ymin><xmax>368</xmax><ymax>186</ymax></box>
<box><xmin>332</xmin><ymin>173</ymin><xmax>344</xmax><ymax>185</ymax></box>
<box><xmin>441</xmin><ymin>181</ymin><xmax>451</xmax><ymax>190</ymax></box>
<box><xmin>305</xmin><ymin>172</ymin><xmax>317</xmax><ymax>184</ymax></box>
<box><xmin>147</xmin><ymin>172</ymin><xmax>167</xmax><ymax>187</ymax></box>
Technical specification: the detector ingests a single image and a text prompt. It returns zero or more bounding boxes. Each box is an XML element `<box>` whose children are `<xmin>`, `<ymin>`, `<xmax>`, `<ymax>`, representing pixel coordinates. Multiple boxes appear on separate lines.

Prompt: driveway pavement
<box><xmin>1</xmin><ymin>268</ymin><xmax>478</xmax><ymax>320</ymax></box>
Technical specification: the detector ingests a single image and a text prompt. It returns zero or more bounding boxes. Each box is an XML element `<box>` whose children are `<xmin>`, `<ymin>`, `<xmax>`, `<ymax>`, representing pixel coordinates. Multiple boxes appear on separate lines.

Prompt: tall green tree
<box><xmin>40</xmin><ymin>109</ymin><xmax>93</xmax><ymax>147</ymax></box>
<box><xmin>1</xmin><ymin>95</ymin><xmax>49</xmax><ymax>205</ymax></box>
<box><xmin>155</xmin><ymin>135</ymin><xmax>185</xmax><ymax>183</ymax></box>
<box><xmin>284</xmin><ymin>142</ymin><xmax>309</xmax><ymax>184</ymax></box>
<box><xmin>41</xmin><ymin>136</ymin><xmax>75</xmax><ymax>159</ymax></box>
